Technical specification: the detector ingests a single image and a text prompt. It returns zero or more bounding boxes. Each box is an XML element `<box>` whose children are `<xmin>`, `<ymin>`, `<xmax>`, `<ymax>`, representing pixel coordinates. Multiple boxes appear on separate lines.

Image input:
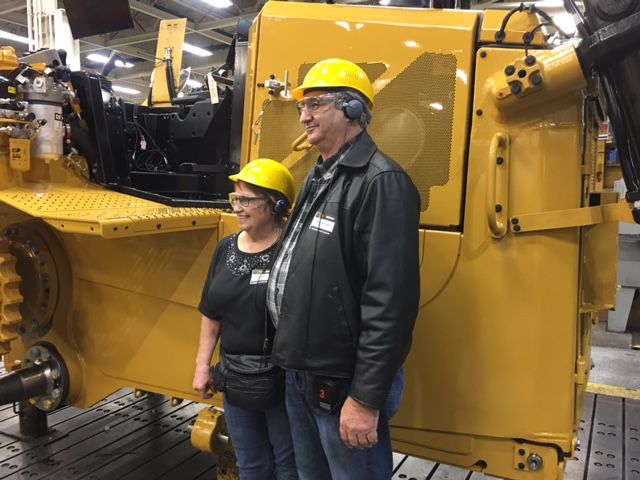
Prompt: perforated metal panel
<box><xmin>369</xmin><ymin>52</ymin><xmax>457</xmax><ymax>212</ymax></box>
<box><xmin>257</xmin><ymin>54</ymin><xmax>456</xmax><ymax>213</ymax></box>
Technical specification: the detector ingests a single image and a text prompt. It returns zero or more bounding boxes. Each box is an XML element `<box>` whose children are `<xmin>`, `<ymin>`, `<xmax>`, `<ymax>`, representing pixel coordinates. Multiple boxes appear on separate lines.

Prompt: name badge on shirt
<box><xmin>250</xmin><ymin>268</ymin><xmax>270</xmax><ymax>285</ymax></box>
<box><xmin>310</xmin><ymin>212</ymin><xmax>335</xmax><ymax>235</ymax></box>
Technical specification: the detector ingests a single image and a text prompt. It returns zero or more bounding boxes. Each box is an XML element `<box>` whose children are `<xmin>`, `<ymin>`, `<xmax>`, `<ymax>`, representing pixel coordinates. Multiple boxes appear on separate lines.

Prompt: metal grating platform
<box><xmin>0</xmin><ymin>362</ymin><xmax>639</xmax><ymax>479</ymax></box>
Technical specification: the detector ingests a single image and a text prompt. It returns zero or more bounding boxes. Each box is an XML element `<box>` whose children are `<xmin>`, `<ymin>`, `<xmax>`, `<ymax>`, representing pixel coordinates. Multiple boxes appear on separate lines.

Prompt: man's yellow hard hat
<box><xmin>291</xmin><ymin>58</ymin><xmax>374</xmax><ymax>107</ymax></box>
<box><xmin>229</xmin><ymin>158</ymin><xmax>296</xmax><ymax>204</ymax></box>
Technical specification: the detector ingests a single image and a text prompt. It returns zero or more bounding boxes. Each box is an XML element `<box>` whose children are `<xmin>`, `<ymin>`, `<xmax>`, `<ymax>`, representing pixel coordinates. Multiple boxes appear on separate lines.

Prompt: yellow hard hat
<box><xmin>229</xmin><ymin>158</ymin><xmax>296</xmax><ymax>204</ymax></box>
<box><xmin>291</xmin><ymin>58</ymin><xmax>374</xmax><ymax>107</ymax></box>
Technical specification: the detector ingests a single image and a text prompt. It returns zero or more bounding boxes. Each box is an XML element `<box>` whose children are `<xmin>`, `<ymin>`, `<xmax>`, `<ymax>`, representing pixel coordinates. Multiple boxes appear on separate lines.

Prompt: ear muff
<box><xmin>273</xmin><ymin>198</ymin><xmax>290</xmax><ymax>214</ymax></box>
<box><xmin>342</xmin><ymin>99</ymin><xmax>363</xmax><ymax>120</ymax></box>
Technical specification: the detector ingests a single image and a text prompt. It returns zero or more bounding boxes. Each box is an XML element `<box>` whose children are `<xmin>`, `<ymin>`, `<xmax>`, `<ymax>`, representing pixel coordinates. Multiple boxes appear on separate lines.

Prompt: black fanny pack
<box><xmin>211</xmin><ymin>353</ymin><xmax>284</xmax><ymax>411</ymax></box>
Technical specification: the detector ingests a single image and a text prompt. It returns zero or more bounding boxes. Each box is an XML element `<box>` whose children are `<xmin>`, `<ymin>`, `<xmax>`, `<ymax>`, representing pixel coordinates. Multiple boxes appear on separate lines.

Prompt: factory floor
<box><xmin>0</xmin><ymin>321</ymin><xmax>638</xmax><ymax>480</ymax></box>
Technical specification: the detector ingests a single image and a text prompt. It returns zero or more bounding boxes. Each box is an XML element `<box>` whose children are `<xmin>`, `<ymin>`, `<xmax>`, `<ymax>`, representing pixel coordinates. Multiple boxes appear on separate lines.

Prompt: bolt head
<box><xmin>510</xmin><ymin>82</ymin><xmax>522</xmax><ymax>95</ymax></box>
<box><xmin>525</xmin><ymin>55</ymin><xmax>537</xmax><ymax>66</ymax></box>
<box><xmin>504</xmin><ymin>65</ymin><xmax>516</xmax><ymax>76</ymax></box>
<box><xmin>51</xmin><ymin>389</ymin><xmax>61</xmax><ymax>399</ymax></box>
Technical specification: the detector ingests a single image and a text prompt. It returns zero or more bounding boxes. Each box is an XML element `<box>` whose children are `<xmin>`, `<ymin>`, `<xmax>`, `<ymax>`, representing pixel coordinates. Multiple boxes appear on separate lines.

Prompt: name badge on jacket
<box><xmin>310</xmin><ymin>212</ymin><xmax>335</xmax><ymax>235</ymax></box>
<box><xmin>250</xmin><ymin>269</ymin><xmax>270</xmax><ymax>285</ymax></box>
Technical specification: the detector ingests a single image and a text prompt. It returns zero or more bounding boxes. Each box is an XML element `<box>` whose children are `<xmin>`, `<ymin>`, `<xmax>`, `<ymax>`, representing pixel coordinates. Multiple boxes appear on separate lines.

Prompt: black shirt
<box><xmin>199</xmin><ymin>233</ymin><xmax>276</xmax><ymax>355</ymax></box>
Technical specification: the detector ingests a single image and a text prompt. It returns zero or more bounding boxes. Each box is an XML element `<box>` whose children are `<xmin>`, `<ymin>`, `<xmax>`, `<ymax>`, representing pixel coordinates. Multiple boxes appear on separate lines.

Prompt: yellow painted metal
<box><xmin>512</xmin><ymin>200</ymin><xmax>633</xmax><ymax>233</ymax></box>
<box><xmin>390</xmin><ymin>43</ymin><xmax>603</xmax><ymax>479</ymax></box>
<box><xmin>151</xmin><ymin>18</ymin><xmax>187</xmax><ymax>106</ymax></box>
<box><xmin>191</xmin><ymin>408</ymin><xmax>239</xmax><ymax>479</ymax></box>
<box><xmin>587</xmin><ymin>383</ymin><xmax>640</xmax><ymax>400</ymax></box>
<box><xmin>492</xmin><ymin>44</ymin><xmax>586</xmax><ymax>114</ymax></box>
<box><xmin>0</xmin><ymin>46</ymin><xmax>18</xmax><ymax>71</ymax></box>
<box><xmin>479</xmin><ymin>10</ymin><xmax>546</xmax><ymax>46</ymax></box>
<box><xmin>9</xmin><ymin>138</ymin><xmax>30</xmax><ymax>172</ymax></box>
<box><xmin>0</xmin><ymin>186</ymin><xmax>219</xmax><ymax>238</ymax></box>
<box><xmin>244</xmin><ymin>1</ymin><xmax>479</xmax><ymax>228</ymax></box>
<box><xmin>0</xmin><ymin>237</ymin><xmax>22</xmax><ymax>354</ymax></box>
<box><xmin>486</xmin><ymin>132</ymin><xmax>510</xmax><ymax>238</ymax></box>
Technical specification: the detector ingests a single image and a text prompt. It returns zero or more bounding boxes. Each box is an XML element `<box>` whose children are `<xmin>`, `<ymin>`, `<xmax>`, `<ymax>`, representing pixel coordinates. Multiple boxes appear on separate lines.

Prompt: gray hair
<box><xmin>333</xmin><ymin>90</ymin><xmax>373</xmax><ymax>129</ymax></box>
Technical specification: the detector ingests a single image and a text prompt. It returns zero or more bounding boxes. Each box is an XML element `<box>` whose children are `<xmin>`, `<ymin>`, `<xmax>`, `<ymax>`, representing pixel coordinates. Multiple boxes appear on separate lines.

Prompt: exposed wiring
<box><xmin>495</xmin><ymin>2</ymin><xmax>572</xmax><ymax>45</ymax></box>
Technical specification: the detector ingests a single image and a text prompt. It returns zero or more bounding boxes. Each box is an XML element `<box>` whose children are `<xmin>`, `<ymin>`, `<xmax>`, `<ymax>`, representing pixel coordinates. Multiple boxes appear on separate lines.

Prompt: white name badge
<box><xmin>310</xmin><ymin>212</ymin><xmax>335</xmax><ymax>235</ymax></box>
<box><xmin>250</xmin><ymin>268</ymin><xmax>270</xmax><ymax>285</ymax></box>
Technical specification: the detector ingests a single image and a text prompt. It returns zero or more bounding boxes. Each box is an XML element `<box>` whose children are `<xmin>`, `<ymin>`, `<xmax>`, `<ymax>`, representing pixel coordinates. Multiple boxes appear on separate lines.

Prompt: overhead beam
<box><xmin>129</xmin><ymin>0</ymin><xmax>234</xmax><ymax>44</ymax></box>
<box><xmin>0</xmin><ymin>0</ymin><xmax>25</xmax><ymax>15</ymax></box>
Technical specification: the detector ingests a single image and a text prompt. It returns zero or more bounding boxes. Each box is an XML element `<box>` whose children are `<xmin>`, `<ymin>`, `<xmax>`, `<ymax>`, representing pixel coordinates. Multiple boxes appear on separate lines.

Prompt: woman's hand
<box><xmin>193</xmin><ymin>364</ymin><xmax>215</xmax><ymax>399</ymax></box>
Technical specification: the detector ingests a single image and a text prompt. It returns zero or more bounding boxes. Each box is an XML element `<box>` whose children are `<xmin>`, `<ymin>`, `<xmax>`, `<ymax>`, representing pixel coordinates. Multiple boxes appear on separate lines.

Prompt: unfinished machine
<box><xmin>1</xmin><ymin>0</ymin><xmax>640</xmax><ymax>478</ymax></box>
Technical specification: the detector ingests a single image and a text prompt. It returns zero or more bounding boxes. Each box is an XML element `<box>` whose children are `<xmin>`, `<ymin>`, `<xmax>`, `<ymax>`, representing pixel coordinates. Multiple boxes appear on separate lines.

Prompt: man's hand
<box><xmin>339</xmin><ymin>396</ymin><xmax>380</xmax><ymax>449</ymax></box>
<box><xmin>192</xmin><ymin>365</ymin><xmax>214</xmax><ymax>399</ymax></box>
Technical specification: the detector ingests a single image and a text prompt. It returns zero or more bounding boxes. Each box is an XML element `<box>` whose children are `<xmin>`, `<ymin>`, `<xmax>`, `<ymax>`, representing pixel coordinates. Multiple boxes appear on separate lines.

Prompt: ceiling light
<box><xmin>202</xmin><ymin>0</ymin><xmax>233</xmax><ymax>8</ymax></box>
<box><xmin>112</xmin><ymin>85</ymin><xmax>141</xmax><ymax>95</ymax></box>
<box><xmin>183</xmin><ymin>43</ymin><xmax>213</xmax><ymax>57</ymax></box>
<box><xmin>379</xmin><ymin>0</ymin><xmax>391</xmax><ymax>5</ymax></box>
<box><xmin>86</xmin><ymin>53</ymin><xmax>134</xmax><ymax>68</ymax></box>
<box><xmin>186</xmin><ymin>79</ymin><xmax>203</xmax><ymax>88</ymax></box>
<box><xmin>0</xmin><ymin>30</ymin><xmax>29</xmax><ymax>45</ymax></box>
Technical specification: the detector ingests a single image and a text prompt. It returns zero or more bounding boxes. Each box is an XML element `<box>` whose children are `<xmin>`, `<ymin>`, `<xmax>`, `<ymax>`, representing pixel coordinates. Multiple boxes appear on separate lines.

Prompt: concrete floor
<box><xmin>591</xmin><ymin>321</ymin><xmax>640</xmax><ymax>390</ymax></box>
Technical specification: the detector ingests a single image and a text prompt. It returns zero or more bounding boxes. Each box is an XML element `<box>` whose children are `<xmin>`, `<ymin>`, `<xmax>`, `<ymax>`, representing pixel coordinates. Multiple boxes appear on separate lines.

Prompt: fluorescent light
<box><xmin>112</xmin><ymin>85</ymin><xmax>141</xmax><ymax>95</ymax></box>
<box><xmin>86</xmin><ymin>53</ymin><xmax>134</xmax><ymax>68</ymax></box>
<box><xmin>379</xmin><ymin>0</ymin><xmax>391</xmax><ymax>5</ymax></box>
<box><xmin>202</xmin><ymin>0</ymin><xmax>233</xmax><ymax>8</ymax></box>
<box><xmin>183</xmin><ymin>43</ymin><xmax>213</xmax><ymax>57</ymax></box>
<box><xmin>0</xmin><ymin>30</ymin><xmax>29</xmax><ymax>45</ymax></box>
<box><xmin>186</xmin><ymin>79</ymin><xmax>203</xmax><ymax>88</ymax></box>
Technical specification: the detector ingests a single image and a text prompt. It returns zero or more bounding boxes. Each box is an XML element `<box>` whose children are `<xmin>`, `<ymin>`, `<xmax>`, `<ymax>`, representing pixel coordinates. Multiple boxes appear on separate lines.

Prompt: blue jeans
<box><xmin>284</xmin><ymin>369</ymin><xmax>404</xmax><ymax>480</ymax></box>
<box><xmin>223</xmin><ymin>395</ymin><xmax>298</xmax><ymax>480</ymax></box>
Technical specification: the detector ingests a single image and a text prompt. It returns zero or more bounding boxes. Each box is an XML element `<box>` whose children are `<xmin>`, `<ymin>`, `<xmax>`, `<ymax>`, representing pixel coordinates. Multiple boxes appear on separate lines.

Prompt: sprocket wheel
<box><xmin>0</xmin><ymin>236</ymin><xmax>23</xmax><ymax>355</ymax></box>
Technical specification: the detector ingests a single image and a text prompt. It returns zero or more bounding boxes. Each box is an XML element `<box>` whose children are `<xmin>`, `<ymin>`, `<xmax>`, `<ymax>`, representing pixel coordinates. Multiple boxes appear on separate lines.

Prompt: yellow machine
<box><xmin>1</xmin><ymin>1</ymin><xmax>639</xmax><ymax>479</ymax></box>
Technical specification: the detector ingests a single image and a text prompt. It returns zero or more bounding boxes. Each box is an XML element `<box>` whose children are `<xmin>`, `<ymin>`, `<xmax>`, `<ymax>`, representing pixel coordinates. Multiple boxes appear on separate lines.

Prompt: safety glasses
<box><xmin>295</xmin><ymin>94</ymin><xmax>337</xmax><ymax>115</ymax></box>
<box><xmin>229</xmin><ymin>192</ymin><xmax>268</xmax><ymax>208</ymax></box>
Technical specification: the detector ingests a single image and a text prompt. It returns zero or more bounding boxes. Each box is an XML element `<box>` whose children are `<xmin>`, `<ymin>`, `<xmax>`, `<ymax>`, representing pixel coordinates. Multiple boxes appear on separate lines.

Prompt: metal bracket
<box><xmin>510</xmin><ymin>201</ymin><xmax>633</xmax><ymax>233</ymax></box>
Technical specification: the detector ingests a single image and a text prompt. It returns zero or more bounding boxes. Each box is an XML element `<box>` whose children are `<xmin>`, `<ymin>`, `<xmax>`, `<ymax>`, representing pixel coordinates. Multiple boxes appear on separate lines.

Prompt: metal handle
<box><xmin>486</xmin><ymin>132</ymin><xmax>510</xmax><ymax>238</ymax></box>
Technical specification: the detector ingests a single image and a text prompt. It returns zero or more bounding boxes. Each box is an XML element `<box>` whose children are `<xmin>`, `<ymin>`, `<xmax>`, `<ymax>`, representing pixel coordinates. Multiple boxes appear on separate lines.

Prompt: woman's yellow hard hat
<box><xmin>291</xmin><ymin>58</ymin><xmax>374</xmax><ymax>107</ymax></box>
<box><xmin>229</xmin><ymin>158</ymin><xmax>295</xmax><ymax>204</ymax></box>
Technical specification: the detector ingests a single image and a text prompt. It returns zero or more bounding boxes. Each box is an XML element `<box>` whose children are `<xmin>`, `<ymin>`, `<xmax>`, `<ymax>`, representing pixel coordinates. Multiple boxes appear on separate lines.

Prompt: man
<box><xmin>267</xmin><ymin>58</ymin><xmax>420</xmax><ymax>479</ymax></box>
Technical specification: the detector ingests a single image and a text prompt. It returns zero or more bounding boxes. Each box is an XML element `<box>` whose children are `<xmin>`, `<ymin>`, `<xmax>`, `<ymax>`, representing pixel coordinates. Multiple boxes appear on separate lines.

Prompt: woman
<box><xmin>192</xmin><ymin>158</ymin><xmax>298</xmax><ymax>480</ymax></box>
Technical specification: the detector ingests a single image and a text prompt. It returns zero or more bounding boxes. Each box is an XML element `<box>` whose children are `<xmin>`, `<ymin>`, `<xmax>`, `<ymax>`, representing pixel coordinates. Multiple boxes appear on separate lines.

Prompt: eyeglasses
<box><xmin>229</xmin><ymin>192</ymin><xmax>268</xmax><ymax>208</ymax></box>
<box><xmin>295</xmin><ymin>94</ymin><xmax>337</xmax><ymax>115</ymax></box>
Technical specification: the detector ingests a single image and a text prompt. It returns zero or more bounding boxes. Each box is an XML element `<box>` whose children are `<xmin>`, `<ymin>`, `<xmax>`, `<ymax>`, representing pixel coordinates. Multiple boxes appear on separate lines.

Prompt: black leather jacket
<box><xmin>271</xmin><ymin>131</ymin><xmax>421</xmax><ymax>410</ymax></box>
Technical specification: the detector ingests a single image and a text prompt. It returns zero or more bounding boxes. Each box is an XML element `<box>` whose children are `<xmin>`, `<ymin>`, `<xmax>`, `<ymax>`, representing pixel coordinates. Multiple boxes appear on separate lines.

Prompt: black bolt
<box><xmin>156</xmin><ymin>224</ymin><xmax>161</xmax><ymax>229</ymax></box>
<box><xmin>495</xmin><ymin>31</ymin><xmax>506</xmax><ymax>42</ymax></box>
<box><xmin>523</xmin><ymin>32</ymin><xmax>533</xmax><ymax>43</ymax></box>
<box><xmin>531</xmin><ymin>73</ymin><xmax>543</xmax><ymax>86</ymax></box>
<box><xmin>510</xmin><ymin>82</ymin><xmax>522</xmax><ymax>95</ymax></box>
<box><xmin>514</xmin><ymin>224</ymin><xmax>522</xmax><ymax>232</ymax></box>
<box><xmin>496</xmin><ymin>156</ymin><xmax>504</xmax><ymax>165</ymax></box>
<box><xmin>269</xmin><ymin>74</ymin><xmax>275</xmax><ymax>79</ymax></box>
<box><xmin>268</xmin><ymin>89</ymin><xmax>274</xmax><ymax>96</ymax></box>
<box><xmin>519</xmin><ymin>449</ymin><xmax>526</xmax><ymax>456</ymax></box>
<box><xmin>504</xmin><ymin>65</ymin><xmax>516</xmax><ymax>76</ymax></box>
<box><xmin>476</xmin><ymin>109</ymin><xmax>483</xmax><ymax>116</ymax></box>
<box><xmin>480</xmin><ymin>51</ymin><xmax>487</xmax><ymax>58</ymax></box>
<box><xmin>495</xmin><ymin>204</ymin><xmax>503</xmax><ymax>213</ymax></box>
<box><xmin>18</xmin><ymin>326</ymin><xmax>26</xmax><ymax>334</ymax></box>
<box><xmin>511</xmin><ymin>217</ymin><xmax>519</xmax><ymax>225</ymax></box>
<box><xmin>518</xmin><ymin>462</ymin><xmax>526</xmax><ymax>470</ymax></box>
<box><xmin>525</xmin><ymin>55</ymin><xmax>536</xmax><ymax>66</ymax></box>
<box><xmin>257</xmin><ymin>83</ymin><xmax>264</xmax><ymax>88</ymax></box>
<box><xmin>518</xmin><ymin>69</ymin><xmax>527</xmax><ymax>78</ymax></box>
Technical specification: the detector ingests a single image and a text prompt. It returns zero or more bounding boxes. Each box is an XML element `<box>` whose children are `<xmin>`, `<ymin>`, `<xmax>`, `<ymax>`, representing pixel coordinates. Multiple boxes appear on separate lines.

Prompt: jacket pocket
<box><xmin>328</xmin><ymin>286</ymin><xmax>355</xmax><ymax>345</ymax></box>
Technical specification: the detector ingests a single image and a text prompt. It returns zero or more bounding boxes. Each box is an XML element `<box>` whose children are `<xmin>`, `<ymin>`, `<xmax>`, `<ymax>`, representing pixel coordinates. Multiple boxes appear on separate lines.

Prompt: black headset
<box><xmin>273</xmin><ymin>198</ymin><xmax>290</xmax><ymax>215</ymax></box>
<box><xmin>342</xmin><ymin>98</ymin><xmax>364</xmax><ymax>120</ymax></box>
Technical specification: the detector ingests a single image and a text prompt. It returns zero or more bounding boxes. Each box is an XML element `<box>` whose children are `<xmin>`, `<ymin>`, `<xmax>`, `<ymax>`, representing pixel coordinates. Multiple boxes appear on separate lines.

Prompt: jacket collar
<box><xmin>338</xmin><ymin>130</ymin><xmax>377</xmax><ymax>169</ymax></box>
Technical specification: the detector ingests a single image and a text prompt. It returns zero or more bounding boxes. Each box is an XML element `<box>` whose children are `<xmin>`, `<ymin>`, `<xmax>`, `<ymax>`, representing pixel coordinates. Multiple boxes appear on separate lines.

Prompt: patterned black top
<box><xmin>199</xmin><ymin>233</ymin><xmax>277</xmax><ymax>355</ymax></box>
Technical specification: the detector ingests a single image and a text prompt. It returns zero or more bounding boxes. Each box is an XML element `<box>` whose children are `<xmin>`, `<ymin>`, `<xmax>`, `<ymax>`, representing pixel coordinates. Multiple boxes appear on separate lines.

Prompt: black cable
<box><xmin>496</xmin><ymin>3</ymin><xmax>525</xmax><ymax>43</ymax></box>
